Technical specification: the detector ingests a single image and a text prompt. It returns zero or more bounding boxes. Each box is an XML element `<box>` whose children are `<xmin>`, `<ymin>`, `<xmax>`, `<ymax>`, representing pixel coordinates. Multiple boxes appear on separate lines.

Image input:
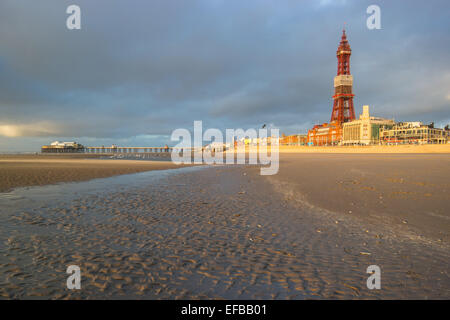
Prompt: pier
<box><xmin>85</xmin><ymin>146</ymin><xmax>173</xmax><ymax>154</ymax></box>
<box><xmin>83</xmin><ymin>146</ymin><xmax>199</xmax><ymax>155</ymax></box>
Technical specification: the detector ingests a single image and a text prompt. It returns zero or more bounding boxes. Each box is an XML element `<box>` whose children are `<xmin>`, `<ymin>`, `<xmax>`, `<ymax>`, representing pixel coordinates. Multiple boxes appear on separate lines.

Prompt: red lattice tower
<box><xmin>331</xmin><ymin>28</ymin><xmax>355</xmax><ymax>123</ymax></box>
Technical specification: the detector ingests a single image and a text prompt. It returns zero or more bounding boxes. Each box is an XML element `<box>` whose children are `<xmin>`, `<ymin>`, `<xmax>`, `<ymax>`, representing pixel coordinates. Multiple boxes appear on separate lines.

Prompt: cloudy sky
<box><xmin>0</xmin><ymin>0</ymin><xmax>449</xmax><ymax>151</ymax></box>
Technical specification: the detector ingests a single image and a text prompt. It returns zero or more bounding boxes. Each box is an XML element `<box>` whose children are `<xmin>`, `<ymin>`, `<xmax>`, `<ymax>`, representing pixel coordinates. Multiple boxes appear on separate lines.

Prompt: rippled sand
<box><xmin>0</xmin><ymin>164</ymin><xmax>448</xmax><ymax>299</ymax></box>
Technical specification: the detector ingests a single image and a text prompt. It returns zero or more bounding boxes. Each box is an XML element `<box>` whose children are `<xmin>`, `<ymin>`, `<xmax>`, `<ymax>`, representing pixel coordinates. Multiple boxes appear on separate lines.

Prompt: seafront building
<box><xmin>307</xmin><ymin>122</ymin><xmax>342</xmax><ymax>146</ymax></box>
<box><xmin>342</xmin><ymin>105</ymin><xmax>394</xmax><ymax>145</ymax></box>
<box><xmin>280</xmin><ymin>134</ymin><xmax>307</xmax><ymax>146</ymax></box>
<box><xmin>379</xmin><ymin>122</ymin><xmax>449</xmax><ymax>145</ymax></box>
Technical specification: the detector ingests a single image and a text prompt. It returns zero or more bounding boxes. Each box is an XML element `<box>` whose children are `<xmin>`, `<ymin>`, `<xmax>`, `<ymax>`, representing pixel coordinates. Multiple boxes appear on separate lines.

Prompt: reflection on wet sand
<box><xmin>0</xmin><ymin>165</ymin><xmax>449</xmax><ymax>299</ymax></box>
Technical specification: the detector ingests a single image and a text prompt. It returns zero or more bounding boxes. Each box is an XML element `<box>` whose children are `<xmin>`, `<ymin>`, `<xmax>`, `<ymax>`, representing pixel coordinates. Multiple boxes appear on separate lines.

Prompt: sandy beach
<box><xmin>268</xmin><ymin>153</ymin><xmax>450</xmax><ymax>243</ymax></box>
<box><xmin>0</xmin><ymin>162</ymin><xmax>448</xmax><ymax>299</ymax></box>
<box><xmin>1</xmin><ymin>152</ymin><xmax>449</xmax><ymax>244</ymax></box>
<box><xmin>0</xmin><ymin>152</ymin><xmax>449</xmax><ymax>299</ymax></box>
<box><xmin>0</xmin><ymin>154</ymin><xmax>187</xmax><ymax>193</ymax></box>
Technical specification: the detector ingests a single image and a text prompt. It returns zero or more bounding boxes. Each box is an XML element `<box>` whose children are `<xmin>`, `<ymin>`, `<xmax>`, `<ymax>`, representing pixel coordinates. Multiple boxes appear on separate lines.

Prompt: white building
<box><xmin>342</xmin><ymin>105</ymin><xmax>395</xmax><ymax>145</ymax></box>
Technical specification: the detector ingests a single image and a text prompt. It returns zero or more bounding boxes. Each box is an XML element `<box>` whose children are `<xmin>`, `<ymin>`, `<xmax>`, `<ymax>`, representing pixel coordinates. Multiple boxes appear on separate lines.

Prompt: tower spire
<box><xmin>331</xmin><ymin>27</ymin><xmax>355</xmax><ymax>123</ymax></box>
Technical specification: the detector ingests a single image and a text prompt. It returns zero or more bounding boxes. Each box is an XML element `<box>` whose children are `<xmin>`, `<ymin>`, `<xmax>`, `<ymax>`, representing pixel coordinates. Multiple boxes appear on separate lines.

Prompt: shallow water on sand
<box><xmin>0</xmin><ymin>165</ymin><xmax>449</xmax><ymax>299</ymax></box>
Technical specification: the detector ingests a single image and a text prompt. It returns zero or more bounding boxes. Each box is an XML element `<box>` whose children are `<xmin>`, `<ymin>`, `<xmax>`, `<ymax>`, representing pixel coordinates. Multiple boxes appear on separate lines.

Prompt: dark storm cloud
<box><xmin>0</xmin><ymin>0</ymin><xmax>449</xmax><ymax>149</ymax></box>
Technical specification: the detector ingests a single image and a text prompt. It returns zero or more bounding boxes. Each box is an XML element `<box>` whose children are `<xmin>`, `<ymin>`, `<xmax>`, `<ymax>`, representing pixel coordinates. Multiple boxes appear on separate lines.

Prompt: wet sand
<box><xmin>270</xmin><ymin>153</ymin><xmax>450</xmax><ymax>243</ymax></box>
<box><xmin>0</xmin><ymin>154</ymin><xmax>187</xmax><ymax>192</ymax></box>
<box><xmin>0</xmin><ymin>162</ymin><xmax>448</xmax><ymax>299</ymax></box>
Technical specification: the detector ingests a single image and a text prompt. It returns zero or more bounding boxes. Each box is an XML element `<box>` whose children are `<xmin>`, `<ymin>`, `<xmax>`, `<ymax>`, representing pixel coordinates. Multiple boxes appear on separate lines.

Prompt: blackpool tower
<box><xmin>331</xmin><ymin>29</ymin><xmax>355</xmax><ymax>123</ymax></box>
